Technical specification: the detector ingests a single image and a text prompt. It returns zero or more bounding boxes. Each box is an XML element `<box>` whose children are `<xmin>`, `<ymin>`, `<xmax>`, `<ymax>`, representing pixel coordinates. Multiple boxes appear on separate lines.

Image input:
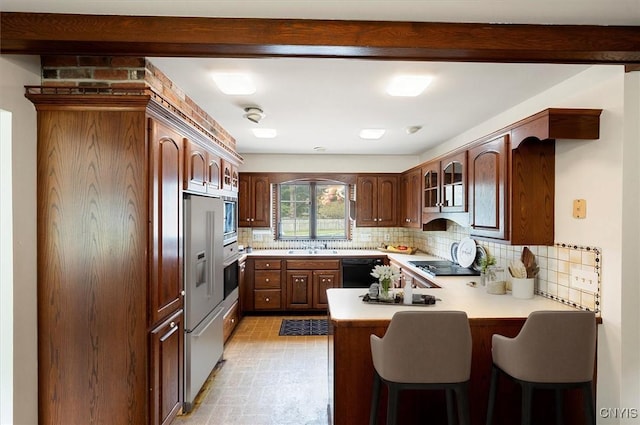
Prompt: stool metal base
<box><xmin>486</xmin><ymin>364</ymin><xmax>595</xmax><ymax>425</ymax></box>
<box><xmin>370</xmin><ymin>370</ymin><xmax>470</xmax><ymax>425</ymax></box>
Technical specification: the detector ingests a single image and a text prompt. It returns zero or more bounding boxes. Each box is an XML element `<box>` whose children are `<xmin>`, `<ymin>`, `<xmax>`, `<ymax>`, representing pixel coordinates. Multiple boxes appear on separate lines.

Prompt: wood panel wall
<box><xmin>36</xmin><ymin>108</ymin><xmax>148</xmax><ymax>424</ymax></box>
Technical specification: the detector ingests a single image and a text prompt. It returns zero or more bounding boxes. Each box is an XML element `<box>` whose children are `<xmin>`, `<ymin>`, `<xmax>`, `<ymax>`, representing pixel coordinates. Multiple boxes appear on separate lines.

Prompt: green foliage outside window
<box><xmin>278</xmin><ymin>182</ymin><xmax>347</xmax><ymax>239</ymax></box>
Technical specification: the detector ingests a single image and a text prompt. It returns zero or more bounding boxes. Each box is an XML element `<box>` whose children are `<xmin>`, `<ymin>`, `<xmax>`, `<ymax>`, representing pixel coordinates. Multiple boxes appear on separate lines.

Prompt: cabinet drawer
<box><xmin>223</xmin><ymin>301</ymin><xmax>239</xmax><ymax>343</ymax></box>
<box><xmin>254</xmin><ymin>271</ymin><xmax>281</xmax><ymax>289</ymax></box>
<box><xmin>254</xmin><ymin>259</ymin><xmax>282</xmax><ymax>270</ymax></box>
<box><xmin>254</xmin><ymin>290</ymin><xmax>281</xmax><ymax>310</ymax></box>
<box><xmin>286</xmin><ymin>259</ymin><xmax>340</xmax><ymax>270</ymax></box>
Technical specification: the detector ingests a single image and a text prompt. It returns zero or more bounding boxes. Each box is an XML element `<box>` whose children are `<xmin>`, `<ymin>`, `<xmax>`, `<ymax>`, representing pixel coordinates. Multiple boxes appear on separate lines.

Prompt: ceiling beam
<box><xmin>1</xmin><ymin>12</ymin><xmax>639</xmax><ymax>64</ymax></box>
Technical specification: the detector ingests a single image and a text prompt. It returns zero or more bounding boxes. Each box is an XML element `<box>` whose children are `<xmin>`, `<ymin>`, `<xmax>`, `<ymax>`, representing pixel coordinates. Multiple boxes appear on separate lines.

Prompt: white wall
<box><xmin>0</xmin><ymin>55</ymin><xmax>40</xmax><ymax>425</ymax></box>
<box><xmin>1</xmin><ymin>109</ymin><xmax>14</xmax><ymax>425</ymax></box>
<box><xmin>620</xmin><ymin>70</ymin><xmax>640</xmax><ymax>416</ymax></box>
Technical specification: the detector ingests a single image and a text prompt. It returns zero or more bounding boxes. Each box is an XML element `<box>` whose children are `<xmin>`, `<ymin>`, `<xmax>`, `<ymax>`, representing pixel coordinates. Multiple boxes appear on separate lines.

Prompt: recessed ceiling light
<box><xmin>386</xmin><ymin>75</ymin><xmax>433</xmax><ymax>97</ymax></box>
<box><xmin>252</xmin><ymin>128</ymin><xmax>277</xmax><ymax>138</ymax></box>
<box><xmin>313</xmin><ymin>146</ymin><xmax>327</xmax><ymax>152</ymax></box>
<box><xmin>211</xmin><ymin>73</ymin><xmax>256</xmax><ymax>95</ymax></box>
<box><xmin>359</xmin><ymin>129</ymin><xmax>386</xmax><ymax>140</ymax></box>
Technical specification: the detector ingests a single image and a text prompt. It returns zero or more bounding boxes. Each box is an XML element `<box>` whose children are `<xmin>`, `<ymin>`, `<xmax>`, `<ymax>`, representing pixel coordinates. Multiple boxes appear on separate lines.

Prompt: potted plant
<box><xmin>479</xmin><ymin>253</ymin><xmax>497</xmax><ymax>286</ymax></box>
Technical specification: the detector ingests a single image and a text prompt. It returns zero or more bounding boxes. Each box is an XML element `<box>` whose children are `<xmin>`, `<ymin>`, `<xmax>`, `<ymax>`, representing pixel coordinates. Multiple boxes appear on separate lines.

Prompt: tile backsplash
<box><xmin>239</xmin><ymin>221</ymin><xmax>601</xmax><ymax>314</ymax></box>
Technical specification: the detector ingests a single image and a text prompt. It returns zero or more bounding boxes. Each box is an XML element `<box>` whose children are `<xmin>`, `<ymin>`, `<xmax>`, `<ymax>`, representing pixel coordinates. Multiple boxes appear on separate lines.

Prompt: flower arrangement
<box><xmin>479</xmin><ymin>253</ymin><xmax>496</xmax><ymax>273</ymax></box>
<box><xmin>370</xmin><ymin>264</ymin><xmax>400</xmax><ymax>293</ymax></box>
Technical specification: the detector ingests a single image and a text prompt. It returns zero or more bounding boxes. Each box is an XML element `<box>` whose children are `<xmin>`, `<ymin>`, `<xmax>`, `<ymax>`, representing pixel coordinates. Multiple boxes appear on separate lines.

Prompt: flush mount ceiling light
<box><xmin>211</xmin><ymin>73</ymin><xmax>256</xmax><ymax>95</ymax></box>
<box><xmin>252</xmin><ymin>128</ymin><xmax>277</xmax><ymax>138</ymax></box>
<box><xmin>359</xmin><ymin>129</ymin><xmax>386</xmax><ymax>140</ymax></box>
<box><xmin>243</xmin><ymin>107</ymin><xmax>266</xmax><ymax>124</ymax></box>
<box><xmin>386</xmin><ymin>75</ymin><xmax>433</xmax><ymax>97</ymax></box>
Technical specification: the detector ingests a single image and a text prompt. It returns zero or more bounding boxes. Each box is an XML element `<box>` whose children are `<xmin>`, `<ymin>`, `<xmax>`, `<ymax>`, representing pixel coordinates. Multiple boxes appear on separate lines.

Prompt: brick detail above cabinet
<box><xmin>40</xmin><ymin>55</ymin><xmax>239</xmax><ymax>156</ymax></box>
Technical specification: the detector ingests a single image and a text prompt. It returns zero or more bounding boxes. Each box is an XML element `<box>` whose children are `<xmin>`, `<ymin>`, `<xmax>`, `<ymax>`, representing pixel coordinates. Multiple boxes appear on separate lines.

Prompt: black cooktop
<box><xmin>409</xmin><ymin>260</ymin><xmax>480</xmax><ymax>277</ymax></box>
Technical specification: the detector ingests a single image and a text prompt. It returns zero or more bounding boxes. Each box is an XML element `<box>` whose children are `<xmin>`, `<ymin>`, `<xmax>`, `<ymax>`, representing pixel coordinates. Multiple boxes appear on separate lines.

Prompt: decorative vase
<box><xmin>379</xmin><ymin>278</ymin><xmax>393</xmax><ymax>301</ymax></box>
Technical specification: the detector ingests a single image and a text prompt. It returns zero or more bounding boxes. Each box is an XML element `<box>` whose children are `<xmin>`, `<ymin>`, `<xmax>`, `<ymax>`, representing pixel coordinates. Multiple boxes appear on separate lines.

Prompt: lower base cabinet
<box><xmin>149</xmin><ymin>309</ymin><xmax>184</xmax><ymax>425</ymax></box>
<box><xmin>286</xmin><ymin>260</ymin><xmax>340</xmax><ymax>310</ymax></box>
<box><xmin>223</xmin><ymin>301</ymin><xmax>240</xmax><ymax>342</ymax></box>
<box><xmin>244</xmin><ymin>257</ymin><xmax>341</xmax><ymax>312</ymax></box>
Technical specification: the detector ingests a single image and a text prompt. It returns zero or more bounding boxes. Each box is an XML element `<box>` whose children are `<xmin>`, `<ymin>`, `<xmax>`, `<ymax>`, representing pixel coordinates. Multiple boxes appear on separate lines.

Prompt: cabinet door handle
<box><xmin>265</xmin><ymin>263</ymin><xmax>270</xmax><ymax>267</ymax></box>
<box><xmin>265</xmin><ymin>297</ymin><xmax>270</xmax><ymax>302</ymax></box>
<box><xmin>265</xmin><ymin>278</ymin><xmax>270</xmax><ymax>282</ymax></box>
<box><xmin>181</xmin><ymin>290</ymin><xmax>185</xmax><ymax>296</ymax></box>
<box><xmin>170</xmin><ymin>321</ymin><xmax>176</xmax><ymax>328</ymax></box>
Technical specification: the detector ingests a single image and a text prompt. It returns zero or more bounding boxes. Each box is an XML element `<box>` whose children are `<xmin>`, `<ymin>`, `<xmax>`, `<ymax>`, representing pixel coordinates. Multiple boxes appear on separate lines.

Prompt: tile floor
<box><xmin>174</xmin><ymin>315</ymin><xmax>330</xmax><ymax>425</ymax></box>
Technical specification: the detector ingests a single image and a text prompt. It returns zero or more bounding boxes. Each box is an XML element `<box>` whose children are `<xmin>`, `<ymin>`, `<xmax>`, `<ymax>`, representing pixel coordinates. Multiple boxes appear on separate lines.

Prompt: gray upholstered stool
<box><xmin>486</xmin><ymin>310</ymin><xmax>597</xmax><ymax>425</ymax></box>
<box><xmin>369</xmin><ymin>310</ymin><xmax>472</xmax><ymax>425</ymax></box>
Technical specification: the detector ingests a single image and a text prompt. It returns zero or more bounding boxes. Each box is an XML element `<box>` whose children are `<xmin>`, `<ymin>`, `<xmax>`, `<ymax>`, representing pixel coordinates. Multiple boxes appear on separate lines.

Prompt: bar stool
<box><xmin>369</xmin><ymin>310</ymin><xmax>472</xmax><ymax>425</ymax></box>
<box><xmin>486</xmin><ymin>310</ymin><xmax>597</xmax><ymax>425</ymax></box>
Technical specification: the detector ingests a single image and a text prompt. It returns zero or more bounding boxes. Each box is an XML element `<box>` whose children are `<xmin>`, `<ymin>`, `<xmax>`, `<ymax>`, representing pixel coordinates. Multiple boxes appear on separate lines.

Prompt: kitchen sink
<box><xmin>287</xmin><ymin>249</ymin><xmax>339</xmax><ymax>255</ymax></box>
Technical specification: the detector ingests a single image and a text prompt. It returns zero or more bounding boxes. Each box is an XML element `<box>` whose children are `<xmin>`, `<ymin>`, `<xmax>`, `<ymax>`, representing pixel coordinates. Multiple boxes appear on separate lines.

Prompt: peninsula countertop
<box><xmin>327</xmin><ymin>284</ymin><xmax>577</xmax><ymax>323</ymax></box>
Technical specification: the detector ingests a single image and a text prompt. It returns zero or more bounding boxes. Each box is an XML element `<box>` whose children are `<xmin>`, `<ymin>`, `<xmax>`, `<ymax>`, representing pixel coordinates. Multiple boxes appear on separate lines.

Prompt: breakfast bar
<box><xmin>327</xmin><ymin>276</ymin><xmax>593</xmax><ymax>425</ymax></box>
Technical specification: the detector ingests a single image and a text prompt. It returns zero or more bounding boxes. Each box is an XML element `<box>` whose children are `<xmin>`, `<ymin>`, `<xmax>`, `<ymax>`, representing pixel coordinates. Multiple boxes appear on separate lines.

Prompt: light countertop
<box><xmin>241</xmin><ymin>248</ymin><xmax>579</xmax><ymax>319</ymax></box>
<box><xmin>327</xmin><ymin>285</ymin><xmax>577</xmax><ymax>322</ymax></box>
<box><xmin>241</xmin><ymin>248</ymin><xmax>388</xmax><ymax>257</ymax></box>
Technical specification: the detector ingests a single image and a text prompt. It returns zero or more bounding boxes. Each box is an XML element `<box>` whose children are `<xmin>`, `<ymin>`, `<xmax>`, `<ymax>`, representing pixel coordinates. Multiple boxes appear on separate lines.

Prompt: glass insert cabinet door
<box><xmin>442</xmin><ymin>160</ymin><xmax>464</xmax><ymax>209</ymax></box>
<box><xmin>422</xmin><ymin>162</ymin><xmax>440</xmax><ymax>213</ymax></box>
<box><xmin>422</xmin><ymin>152</ymin><xmax>467</xmax><ymax>214</ymax></box>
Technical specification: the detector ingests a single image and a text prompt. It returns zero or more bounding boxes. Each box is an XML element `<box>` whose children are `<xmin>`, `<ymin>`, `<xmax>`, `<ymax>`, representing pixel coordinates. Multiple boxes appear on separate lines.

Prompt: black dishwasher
<box><xmin>341</xmin><ymin>258</ymin><xmax>384</xmax><ymax>288</ymax></box>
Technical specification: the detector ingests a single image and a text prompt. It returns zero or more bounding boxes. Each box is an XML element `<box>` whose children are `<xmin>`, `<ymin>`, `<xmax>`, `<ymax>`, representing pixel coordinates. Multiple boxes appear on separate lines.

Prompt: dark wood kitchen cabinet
<box><xmin>400</xmin><ymin>168</ymin><xmax>421</xmax><ymax>228</ymax></box>
<box><xmin>468</xmin><ymin>108</ymin><xmax>602</xmax><ymax>245</ymax></box>
<box><xmin>356</xmin><ymin>174</ymin><xmax>398</xmax><ymax>227</ymax></box>
<box><xmin>421</xmin><ymin>150</ymin><xmax>467</xmax><ymax>228</ymax></box>
<box><xmin>252</xmin><ymin>259</ymin><xmax>283</xmax><ymax>310</ymax></box>
<box><xmin>27</xmin><ymin>87</ymin><xmax>241</xmax><ymax>425</ymax></box>
<box><xmin>468</xmin><ymin>134</ymin><xmax>510</xmax><ymax>241</ymax></box>
<box><xmin>183</xmin><ymin>138</ymin><xmax>221</xmax><ymax>194</ymax></box>
<box><xmin>286</xmin><ymin>259</ymin><xmax>340</xmax><ymax>310</ymax></box>
<box><xmin>149</xmin><ymin>119</ymin><xmax>184</xmax><ymax>326</ymax></box>
<box><xmin>239</xmin><ymin>173</ymin><xmax>271</xmax><ymax>227</ymax></box>
<box><xmin>286</xmin><ymin>270</ymin><xmax>313</xmax><ymax>309</ymax></box>
<box><xmin>150</xmin><ymin>309</ymin><xmax>184</xmax><ymax>425</ymax></box>
<box><xmin>313</xmin><ymin>270</ymin><xmax>339</xmax><ymax>308</ymax></box>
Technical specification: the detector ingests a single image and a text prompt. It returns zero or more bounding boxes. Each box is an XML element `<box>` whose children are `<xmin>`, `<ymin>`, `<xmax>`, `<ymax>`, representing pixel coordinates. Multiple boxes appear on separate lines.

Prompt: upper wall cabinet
<box><xmin>468</xmin><ymin>134</ymin><xmax>510</xmax><ymax>241</ymax></box>
<box><xmin>184</xmin><ymin>138</ymin><xmax>221</xmax><ymax>194</ymax></box>
<box><xmin>239</xmin><ymin>173</ymin><xmax>271</xmax><ymax>227</ymax></box>
<box><xmin>356</xmin><ymin>175</ymin><xmax>398</xmax><ymax>227</ymax></box>
<box><xmin>467</xmin><ymin>108</ymin><xmax>602</xmax><ymax>245</ymax></box>
<box><xmin>422</xmin><ymin>150</ymin><xmax>468</xmax><ymax>228</ymax></box>
<box><xmin>400</xmin><ymin>168</ymin><xmax>421</xmax><ymax>228</ymax></box>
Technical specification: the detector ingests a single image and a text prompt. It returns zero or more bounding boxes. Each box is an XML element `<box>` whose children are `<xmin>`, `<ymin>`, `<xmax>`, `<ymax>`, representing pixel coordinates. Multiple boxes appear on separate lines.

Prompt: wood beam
<box><xmin>1</xmin><ymin>12</ymin><xmax>639</xmax><ymax>63</ymax></box>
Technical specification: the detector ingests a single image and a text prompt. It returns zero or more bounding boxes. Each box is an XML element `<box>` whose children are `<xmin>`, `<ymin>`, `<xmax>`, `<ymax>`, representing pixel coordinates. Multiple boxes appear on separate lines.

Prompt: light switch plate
<box><xmin>570</xmin><ymin>267</ymin><xmax>598</xmax><ymax>293</ymax></box>
<box><xmin>573</xmin><ymin>199</ymin><xmax>586</xmax><ymax>218</ymax></box>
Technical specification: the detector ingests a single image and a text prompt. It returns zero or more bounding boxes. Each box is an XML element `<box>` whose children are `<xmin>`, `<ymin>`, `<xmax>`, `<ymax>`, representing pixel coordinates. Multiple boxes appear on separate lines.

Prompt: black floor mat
<box><xmin>279</xmin><ymin>319</ymin><xmax>329</xmax><ymax>336</ymax></box>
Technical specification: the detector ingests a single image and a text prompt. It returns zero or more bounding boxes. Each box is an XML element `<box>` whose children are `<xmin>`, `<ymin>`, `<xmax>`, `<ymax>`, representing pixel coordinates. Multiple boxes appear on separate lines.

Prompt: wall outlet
<box><xmin>570</xmin><ymin>267</ymin><xmax>598</xmax><ymax>293</ymax></box>
<box><xmin>384</xmin><ymin>234</ymin><xmax>390</xmax><ymax>241</ymax></box>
